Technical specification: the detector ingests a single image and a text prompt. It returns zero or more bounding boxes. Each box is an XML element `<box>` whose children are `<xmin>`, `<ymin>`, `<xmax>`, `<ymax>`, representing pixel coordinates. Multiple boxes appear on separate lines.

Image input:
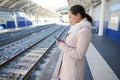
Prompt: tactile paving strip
<box><xmin>86</xmin><ymin>43</ymin><xmax>119</xmax><ymax>80</ymax></box>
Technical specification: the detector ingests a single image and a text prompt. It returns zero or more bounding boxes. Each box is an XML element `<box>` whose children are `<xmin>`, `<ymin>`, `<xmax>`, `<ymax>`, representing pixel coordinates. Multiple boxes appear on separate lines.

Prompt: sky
<box><xmin>32</xmin><ymin>0</ymin><xmax>68</xmax><ymax>10</ymax></box>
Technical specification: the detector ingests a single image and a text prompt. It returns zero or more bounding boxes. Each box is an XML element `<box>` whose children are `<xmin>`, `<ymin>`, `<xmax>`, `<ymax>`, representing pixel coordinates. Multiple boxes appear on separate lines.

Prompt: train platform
<box><xmin>51</xmin><ymin>34</ymin><xmax>120</xmax><ymax>80</ymax></box>
<box><xmin>0</xmin><ymin>24</ymin><xmax>119</xmax><ymax>80</ymax></box>
<box><xmin>0</xmin><ymin>0</ymin><xmax>120</xmax><ymax>80</ymax></box>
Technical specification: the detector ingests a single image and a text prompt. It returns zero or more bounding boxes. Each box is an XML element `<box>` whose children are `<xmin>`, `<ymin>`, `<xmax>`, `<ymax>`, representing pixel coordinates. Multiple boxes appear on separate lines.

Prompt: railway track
<box><xmin>0</xmin><ymin>24</ymin><xmax>55</xmax><ymax>47</ymax></box>
<box><xmin>28</xmin><ymin>26</ymin><xmax>69</xmax><ymax>80</ymax></box>
<box><xmin>0</xmin><ymin>25</ymin><xmax>67</xmax><ymax>80</ymax></box>
<box><xmin>0</xmin><ymin>25</ymin><xmax>61</xmax><ymax>67</ymax></box>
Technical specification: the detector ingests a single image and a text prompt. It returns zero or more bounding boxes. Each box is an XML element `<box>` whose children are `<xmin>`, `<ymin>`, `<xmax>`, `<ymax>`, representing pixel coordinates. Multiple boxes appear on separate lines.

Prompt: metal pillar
<box><xmin>24</xmin><ymin>16</ymin><xmax>26</xmax><ymax>27</ymax></box>
<box><xmin>89</xmin><ymin>7</ymin><xmax>93</xmax><ymax>16</ymax></box>
<box><xmin>98</xmin><ymin>0</ymin><xmax>106</xmax><ymax>36</ymax></box>
<box><xmin>31</xmin><ymin>14</ymin><xmax>35</xmax><ymax>27</ymax></box>
<box><xmin>13</xmin><ymin>11</ymin><xmax>18</xmax><ymax>28</ymax></box>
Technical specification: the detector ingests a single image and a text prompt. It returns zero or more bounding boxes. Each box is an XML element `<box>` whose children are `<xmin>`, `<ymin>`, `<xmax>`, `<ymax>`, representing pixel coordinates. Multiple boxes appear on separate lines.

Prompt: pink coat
<box><xmin>58</xmin><ymin>26</ymin><xmax>91</xmax><ymax>80</ymax></box>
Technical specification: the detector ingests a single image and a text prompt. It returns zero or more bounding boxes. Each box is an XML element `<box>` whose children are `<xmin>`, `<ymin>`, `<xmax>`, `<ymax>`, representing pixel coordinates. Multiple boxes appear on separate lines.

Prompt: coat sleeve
<box><xmin>58</xmin><ymin>28</ymin><xmax>91</xmax><ymax>59</ymax></box>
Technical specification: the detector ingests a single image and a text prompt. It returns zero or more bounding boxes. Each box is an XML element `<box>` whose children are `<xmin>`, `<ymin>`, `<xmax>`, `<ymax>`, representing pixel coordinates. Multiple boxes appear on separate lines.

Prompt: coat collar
<box><xmin>67</xmin><ymin>18</ymin><xmax>91</xmax><ymax>34</ymax></box>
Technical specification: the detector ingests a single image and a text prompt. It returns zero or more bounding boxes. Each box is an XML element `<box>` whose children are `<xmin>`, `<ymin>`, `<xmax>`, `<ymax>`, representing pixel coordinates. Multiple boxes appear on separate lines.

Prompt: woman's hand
<box><xmin>56</xmin><ymin>39</ymin><xmax>64</xmax><ymax>45</ymax></box>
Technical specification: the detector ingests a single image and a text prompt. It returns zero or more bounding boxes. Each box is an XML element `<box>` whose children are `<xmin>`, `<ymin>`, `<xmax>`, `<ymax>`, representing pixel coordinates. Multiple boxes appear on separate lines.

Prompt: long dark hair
<box><xmin>69</xmin><ymin>5</ymin><xmax>93</xmax><ymax>24</ymax></box>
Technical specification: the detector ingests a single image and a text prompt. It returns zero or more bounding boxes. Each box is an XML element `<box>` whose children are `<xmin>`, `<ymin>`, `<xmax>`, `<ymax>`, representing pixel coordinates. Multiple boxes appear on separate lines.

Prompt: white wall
<box><xmin>106</xmin><ymin>0</ymin><xmax>120</xmax><ymax>21</ymax></box>
<box><xmin>92</xmin><ymin>4</ymin><xmax>101</xmax><ymax>21</ymax></box>
<box><xmin>0</xmin><ymin>11</ymin><xmax>13</xmax><ymax>24</ymax></box>
<box><xmin>92</xmin><ymin>0</ymin><xmax>120</xmax><ymax>22</ymax></box>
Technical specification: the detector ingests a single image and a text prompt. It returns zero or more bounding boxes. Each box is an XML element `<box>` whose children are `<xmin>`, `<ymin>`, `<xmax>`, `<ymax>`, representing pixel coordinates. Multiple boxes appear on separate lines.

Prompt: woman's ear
<box><xmin>76</xmin><ymin>13</ymin><xmax>81</xmax><ymax>20</ymax></box>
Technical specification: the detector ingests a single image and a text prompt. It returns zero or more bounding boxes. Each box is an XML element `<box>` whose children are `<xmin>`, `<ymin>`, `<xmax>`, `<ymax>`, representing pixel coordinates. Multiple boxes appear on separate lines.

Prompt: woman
<box><xmin>56</xmin><ymin>5</ymin><xmax>92</xmax><ymax>80</ymax></box>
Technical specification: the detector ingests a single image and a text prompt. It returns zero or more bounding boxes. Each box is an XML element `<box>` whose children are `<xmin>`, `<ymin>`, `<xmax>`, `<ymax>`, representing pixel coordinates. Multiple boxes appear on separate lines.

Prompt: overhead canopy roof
<box><xmin>0</xmin><ymin>0</ymin><xmax>101</xmax><ymax>18</ymax></box>
<box><xmin>67</xmin><ymin>0</ymin><xmax>101</xmax><ymax>10</ymax></box>
<box><xmin>0</xmin><ymin>0</ymin><xmax>61</xmax><ymax>18</ymax></box>
<box><xmin>56</xmin><ymin>0</ymin><xmax>101</xmax><ymax>14</ymax></box>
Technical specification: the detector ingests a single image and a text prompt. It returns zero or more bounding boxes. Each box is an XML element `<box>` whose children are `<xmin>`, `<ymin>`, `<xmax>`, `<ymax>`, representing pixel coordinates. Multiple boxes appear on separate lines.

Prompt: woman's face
<box><xmin>68</xmin><ymin>11</ymin><xmax>82</xmax><ymax>26</ymax></box>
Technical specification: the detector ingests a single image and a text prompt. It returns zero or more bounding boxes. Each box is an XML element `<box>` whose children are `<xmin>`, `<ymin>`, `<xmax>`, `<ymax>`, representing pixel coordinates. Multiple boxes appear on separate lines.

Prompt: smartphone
<box><xmin>54</xmin><ymin>36</ymin><xmax>59</xmax><ymax>41</ymax></box>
